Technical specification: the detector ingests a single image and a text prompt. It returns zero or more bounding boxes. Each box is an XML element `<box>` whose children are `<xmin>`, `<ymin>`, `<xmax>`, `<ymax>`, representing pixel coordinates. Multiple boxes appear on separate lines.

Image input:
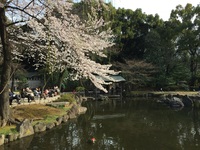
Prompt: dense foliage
<box><xmin>0</xmin><ymin>0</ymin><xmax>118</xmax><ymax>126</ymax></box>
<box><xmin>107</xmin><ymin>2</ymin><xmax>200</xmax><ymax>91</ymax></box>
<box><xmin>74</xmin><ymin>1</ymin><xmax>200</xmax><ymax>91</ymax></box>
<box><xmin>6</xmin><ymin>0</ymin><xmax>199</xmax><ymax>92</ymax></box>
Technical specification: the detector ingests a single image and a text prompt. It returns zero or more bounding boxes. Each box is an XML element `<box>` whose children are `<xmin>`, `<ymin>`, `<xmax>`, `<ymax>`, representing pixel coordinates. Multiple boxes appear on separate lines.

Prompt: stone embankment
<box><xmin>0</xmin><ymin>96</ymin><xmax>87</xmax><ymax>146</ymax></box>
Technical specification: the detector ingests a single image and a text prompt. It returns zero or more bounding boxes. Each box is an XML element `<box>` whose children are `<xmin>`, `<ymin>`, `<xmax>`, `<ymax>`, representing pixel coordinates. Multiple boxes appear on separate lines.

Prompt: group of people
<box><xmin>9</xmin><ymin>87</ymin><xmax>35</xmax><ymax>105</ymax></box>
<box><xmin>42</xmin><ymin>86</ymin><xmax>60</xmax><ymax>99</ymax></box>
<box><xmin>9</xmin><ymin>86</ymin><xmax>60</xmax><ymax>105</ymax></box>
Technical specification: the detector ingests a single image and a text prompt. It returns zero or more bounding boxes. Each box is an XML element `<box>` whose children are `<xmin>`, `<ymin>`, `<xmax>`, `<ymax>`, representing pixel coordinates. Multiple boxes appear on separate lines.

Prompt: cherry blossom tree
<box><xmin>0</xmin><ymin>0</ymin><xmax>118</xmax><ymax>126</ymax></box>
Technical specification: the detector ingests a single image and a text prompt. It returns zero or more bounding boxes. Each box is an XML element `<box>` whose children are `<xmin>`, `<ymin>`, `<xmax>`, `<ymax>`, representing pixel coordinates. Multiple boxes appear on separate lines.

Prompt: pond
<box><xmin>2</xmin><ymin>98</ymin><xmax>200</xmax><ymax>150</ymax></box>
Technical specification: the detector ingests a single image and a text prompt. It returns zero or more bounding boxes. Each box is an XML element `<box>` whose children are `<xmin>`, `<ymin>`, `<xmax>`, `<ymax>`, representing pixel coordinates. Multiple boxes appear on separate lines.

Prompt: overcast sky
<box><xmin>113</xmin><ymin>0</ymin><xmax>200</xmax><ymax>20</ymax></box>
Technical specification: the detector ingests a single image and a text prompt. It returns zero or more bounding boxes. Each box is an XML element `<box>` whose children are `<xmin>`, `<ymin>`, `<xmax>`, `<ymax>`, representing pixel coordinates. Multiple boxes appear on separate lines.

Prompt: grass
<box><xmin>0</xmin><ymin>93</ymin><xmax>76</xmax><ymax>136</ymax></box>
<box><xmin>56</xmin><ymin>93</ymin><xmax>76</xmax><ymax>103</ymax></box>
<box><xmin>0</xmin><ymin>103</ymin><xmax>73</xmax><ymax>135</ymax></box>
<box><xmin>0</xmin><ymin>125</ymin><xmax>18</xmax><ymax>135</ymax></box>
<box><xmin>31</xmin><ymin>106</ymin><xmax>72</xmax><ymax>125</ymax></box>
<box><xmin>32</xmin><ymin>115</ymin><xmax>59</xmax><ymax>125</ymax></box>
<box><xmin>11</xmin><ymin>104</ymin><xmax>67</xmax><ymax>121</ymax></box>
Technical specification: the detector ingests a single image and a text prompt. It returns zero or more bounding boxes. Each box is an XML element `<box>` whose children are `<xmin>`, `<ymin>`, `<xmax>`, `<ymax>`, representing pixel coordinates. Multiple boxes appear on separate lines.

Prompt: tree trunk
<box><xmin>190</xmin><ymin>54</ymin><xmax>197</xmax><ymax>87</ymax></box>
<box><xmin>58</xmin><ymin>70</ymin><xmax>66</xmax><ymax>91</ymax></box>
<box><xmin>0</xmin><ymin>2</ymin><xmax>12</xmax><ymax>127</ymax></box>
<box><xmin>11</xmin><ymin>72</ymin><xmax>15</xmax><ymax>92</ymax></box>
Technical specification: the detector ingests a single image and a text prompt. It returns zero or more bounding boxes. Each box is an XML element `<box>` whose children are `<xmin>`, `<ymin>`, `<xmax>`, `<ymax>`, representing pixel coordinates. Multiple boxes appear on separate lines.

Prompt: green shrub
<box><xmin>164</xmin><ymin>84</ymin><xmax>189</xmax><ymax>91</ymax></box>
<box><xmin>76</xmin><ymin>86</ymin><xmax>85</xmax><ymax>92</ymax></box>
<box><xmin>0</xmin><ymin>125</ymin><xmax>18</xmax><ymax>135</ymax></box>
<box><xmin>56</xmin><ymin>93</ymin><xmax>76</xmax><ymax>103</ymax></box>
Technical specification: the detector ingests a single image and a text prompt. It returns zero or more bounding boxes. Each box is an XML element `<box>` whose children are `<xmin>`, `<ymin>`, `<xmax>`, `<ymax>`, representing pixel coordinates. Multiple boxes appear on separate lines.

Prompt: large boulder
<box><xmin>159</xmin><ymin>95</ymin><xmax>172</xmax><ymax>105</ymax></box>
<box><xmin>17</xmin><ymin>119</ymin><xmax>34</xmax><ymax>138</ymax></box>
<box><xmin>7</xmin><ymin>133</ymin><xmax>15</xmax><ymax>142</ymax></box>
<box><xmin>6</xmin><ymin>133</ymin><xmax>19</xmax><ymax>142</ymax></box>
<box><xmin>0</xmin><ymin>134</ymin><xmax>5</xmax><ymax>145</ymax></box>
<box><xmin>70</xmin><ymin>105</ymin><xmax>79</xmax><ymax>115</ymax></box>
<box><xmin>62</xmin><ymin>114</ymin><xmax>69</xmax><ymax>123</ymax></box>
<box><xmin>46</xmin><ymin>122</ymin><xmax>55</xmax><ymax>130</ymax></box>
<box><xmin>67</xmin><ymin>105</ymin><xmax>79</xmax><ymax>119</ymax></box>
<box><xmin>78</xmin><ymin>107</ymin><xmax>87</xmax><ymax>114</ymax></box>
<box><xmin>56</xmin><ymin>116</ymin><xmax>63</xmax><ymax>125</ymax></box>
<box><xmin>68</xmin><ymin>112</ymin><xmax>77</xmax><ymax>119</ymax></box>
<box><xmin>169</xmin><ymin>97</ymin><xmax>184</xmax><ymax>109</ymax></box>
<box><xmin>182</xmin><ymin>95</ymin><xmax>193</xmax><ymax>107</ymax></box>
<box><xmin>34</xmin><ymin>122</ymin><xmax>46</xmax><ymax>133</ymax></box>
<box><xmin>158</xmin><ymin>95</ymin><xmax>184</xmax><ymax>109</ymax></box>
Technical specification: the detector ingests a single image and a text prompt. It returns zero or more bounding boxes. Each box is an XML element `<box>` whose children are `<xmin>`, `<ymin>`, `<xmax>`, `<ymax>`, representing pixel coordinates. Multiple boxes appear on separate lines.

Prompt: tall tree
<box><xmin>113</xmin><ymin>59</ymin><xmax>157</xmax><ymax>91</ymax></box>
<box><xmin>170</xmin><ymin>3</ymin><xmax>200</xmax><ymax>86</ymax></box>
<box><xmin>0</xmin><ymin>0</ymin><xmax>118</xmax><ymax>126</ymax></box>
<box><xmin>112</xmin><ymin>8</ymin><xmax>163</xmax><ymax>60</ymax></box>
<box><xmin>0</xmin><ymin>0</ymin><xmax>12</xmax><ymax>126</ymax></box>
<box><xmin>144</xmin><ymin>21</ymin><xmax>179</xmax><ymax>88</ymax></box>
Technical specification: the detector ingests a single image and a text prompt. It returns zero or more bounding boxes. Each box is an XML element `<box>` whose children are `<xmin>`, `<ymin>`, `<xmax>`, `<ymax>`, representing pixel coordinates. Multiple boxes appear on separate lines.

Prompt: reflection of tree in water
<box><xmin>73</xmin><ymin>101</ymin><xmax>123</xmax><ymax>149</ymax></box>
<box><xmin>188</xmin><ymin>108</ymin><xmax>200</xmax><ymax>148</ymax></box>
<box><xmin>86</xmin><ymin>99</ymin><xmax>200</xmax><ymax>149</ymax></box>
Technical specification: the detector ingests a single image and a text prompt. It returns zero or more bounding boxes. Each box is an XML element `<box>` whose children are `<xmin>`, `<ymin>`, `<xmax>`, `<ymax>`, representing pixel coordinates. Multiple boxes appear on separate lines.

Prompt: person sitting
<box><xmin>48</xmin><ymin>89</ymin><xmax>55</xmax><ymax>97</ymax></box>
<box><xmin>54</xmin><ymin>86</ymin><xmax>60</xmax><ymax>95</ymax></box>
<box><xmin>21</xmin><ymin>87</ymin><xmax>34</xmax><ymax>103</ymax></box>
<box><xmin>26</xmin><ymin>87</ymin><xmax>35</xmax><ymax>102</ymax></box>
<box><xmin>20</xmin><ymin>88</ymin><xmax>26</xmax><ymax>99</ymax></box>
<box><xmin>9</xmin><ymin>89</ymin><xmax>21</xmax><ymax>105</ymax></box>
<box><xmin>33</xmin><ymin>88</ymin><xmax>41</xmax><ymax>99</ymax></box>
<box><xmin>43</xmin><ymin>88</ymin><xmax>49</xmax><ymax>99</ymax></box>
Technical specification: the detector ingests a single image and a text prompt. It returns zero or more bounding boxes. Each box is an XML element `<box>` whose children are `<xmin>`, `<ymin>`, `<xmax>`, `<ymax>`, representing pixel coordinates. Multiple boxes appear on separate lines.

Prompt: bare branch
<box><xmin>6</xmin><ymin>19</ymin><xmax>28</xmax><ymax>27</ymax></box>
<box><xmin>6</xmin><ymin>5</ymin><xmax>43</xmax><ymax>24</ymax></box>
<box><xmin>38</xmin><ymin>0</ymin><xmax>51</xmax><ymax>10</ymax></box>
<box><xmin>6</xmin><ymin>0</ymin><xmax>14</xmax><ymax>6</ymax></box>
<box><xmin>22</xmin><ymin>0</ymin><xmax>35</xmax><ymax>11</ymax></box>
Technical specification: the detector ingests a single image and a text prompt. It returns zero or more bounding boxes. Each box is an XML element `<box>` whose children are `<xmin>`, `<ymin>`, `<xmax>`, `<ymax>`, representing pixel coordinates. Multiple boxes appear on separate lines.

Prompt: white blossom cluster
<box><xmin>5</xmin><ymin>0</ymin><xmax>119</xmax><ymax>92</ymax></box>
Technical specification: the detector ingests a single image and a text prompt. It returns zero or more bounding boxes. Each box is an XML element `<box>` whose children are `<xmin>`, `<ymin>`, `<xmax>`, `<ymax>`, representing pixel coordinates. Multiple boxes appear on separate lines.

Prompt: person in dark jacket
<box><xmin>9</xmin><ymin>89</ymin><xmax>21</xmax><ymax>105</ymax></box>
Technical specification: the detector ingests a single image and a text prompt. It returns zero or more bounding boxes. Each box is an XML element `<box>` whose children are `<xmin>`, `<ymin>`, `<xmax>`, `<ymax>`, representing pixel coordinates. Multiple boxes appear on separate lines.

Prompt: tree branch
<box><xmin>6</xmin><ymin>19</ymin><xmax>28</xmax><ymax>27</ymax></box>
<box><xmin>22</xmin><ymin>0</ymin><xmax>35</xmax><ymax>11</ymax></box>
<box><xmin>38</xmin><ymin>0</ymin><xmax>51</xmax><ymax>10</ymax></box>
<box><xmin>6</xmin><ymin>5</ymin><xmax>43</xmax><ymax>24</ymax></box>
<box><xmin>5</xmin><ymin>0</ymin><xmax>14</xmax><ymax>6</ymax></box>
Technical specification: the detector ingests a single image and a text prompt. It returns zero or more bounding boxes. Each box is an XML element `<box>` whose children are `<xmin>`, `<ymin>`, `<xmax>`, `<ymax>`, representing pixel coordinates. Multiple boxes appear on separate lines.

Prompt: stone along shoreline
<box><xmin>0</xmin><ymin>95</ymin><xmax>87</xmax><ymax>146</ymax></box>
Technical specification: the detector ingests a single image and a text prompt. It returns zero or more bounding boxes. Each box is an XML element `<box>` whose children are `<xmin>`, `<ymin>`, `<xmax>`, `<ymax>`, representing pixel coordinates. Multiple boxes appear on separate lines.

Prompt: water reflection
<box><xmin>2</xmin><ymin>98</ymin><xmax>200</xmax><ymax>150</ymax></box>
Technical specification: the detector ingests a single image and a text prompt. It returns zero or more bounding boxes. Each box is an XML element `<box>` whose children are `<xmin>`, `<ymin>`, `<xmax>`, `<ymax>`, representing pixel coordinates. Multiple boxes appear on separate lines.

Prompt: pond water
<box><xmin>2</xmin><ymin>98</ymin><xmax>200</xmax><ymax>150</ymax></box>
